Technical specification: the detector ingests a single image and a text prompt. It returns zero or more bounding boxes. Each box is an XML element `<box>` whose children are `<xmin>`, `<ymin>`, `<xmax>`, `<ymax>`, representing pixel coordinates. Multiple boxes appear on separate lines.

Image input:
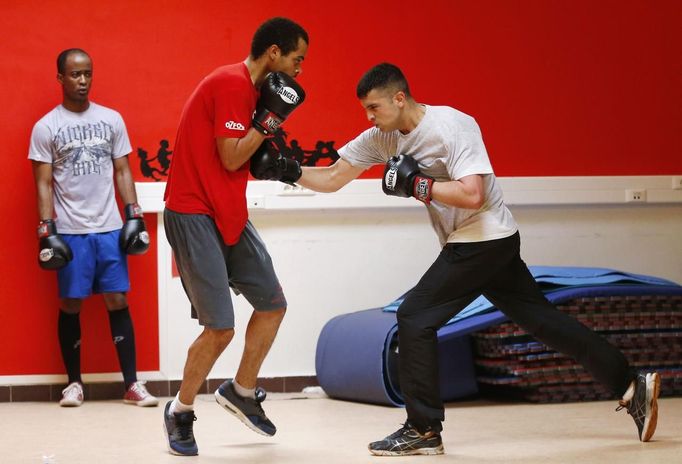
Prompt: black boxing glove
<box><xmin>250</xmin><ymin>139</ymin><xmax>302</xmax><ymax>186</ymax></box>
<box><xmin>120</xmin><ymin>203</ymin><xmax>150</xmax><ymax>255</ymax></box>
<box><xmin>252</xmin><ymin>72</ymin><xmax>306</xmax><ymax>135</ymax></box>
<box><xmin>382</xmin><ymin>154</ymin><xmax>435</xmax><ymax>204</ymax></box>
<box><xmin>37</xmin><ymin>219</ymin><xmax>73</xmax><ymax>270</ymax></box>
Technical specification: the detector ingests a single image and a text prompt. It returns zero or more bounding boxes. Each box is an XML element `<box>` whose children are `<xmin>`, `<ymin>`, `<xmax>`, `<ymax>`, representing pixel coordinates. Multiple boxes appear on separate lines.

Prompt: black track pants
<box><xmin>396</xmin><ymin>232</ymin><xmax>634</xmax><ymax>433</ymax></box>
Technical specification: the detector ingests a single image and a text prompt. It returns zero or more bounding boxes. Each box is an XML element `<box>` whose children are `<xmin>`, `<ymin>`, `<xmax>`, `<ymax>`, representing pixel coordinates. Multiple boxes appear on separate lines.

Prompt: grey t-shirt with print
<box><xmin>28</xmin><ymin>102</ymin><xmax>132</xmax><ymax>234</ymax></box>
<box><xmin>339</xmin><ymin>104</ymin><xmax>518</xmax><ymax>246</ymax></box>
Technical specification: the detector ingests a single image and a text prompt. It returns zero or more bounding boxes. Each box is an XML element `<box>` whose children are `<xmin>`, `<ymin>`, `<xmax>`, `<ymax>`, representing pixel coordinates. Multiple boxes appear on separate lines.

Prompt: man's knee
<box><xmin>255</xmin><ymin>306</ymin><xmax>287</xmax><ymax>321</ymax></box>
<box><xmin>397</xmin><ymin>305</ymin><xmax>442</xmax><ymax>340</ymax></box>
<box><xmin>203</xmin><ymin>327</ymin><xmax>235</xmax><ymax>348</ymax></box>
<box><xmin>270</xmin><ymin>306</ymin><xmax>287</xmax><ymax>318</ymax></box>
<box><xmin>397</xmin><ymin>302</ymin><xmax>424</xmax><ymax>328</ymax></box>
<box><xmin>60</xmin><ymin>298</ymin><xmax>82</xmax><ymax>314</ymax></box>
<box><xmin>103</xmin><ymin>292</ymin><xmax>128</xmax><ymax>310</ymax></box>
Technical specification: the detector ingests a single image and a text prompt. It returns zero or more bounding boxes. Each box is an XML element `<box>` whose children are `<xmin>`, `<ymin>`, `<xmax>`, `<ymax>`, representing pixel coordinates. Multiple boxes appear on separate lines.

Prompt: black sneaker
<box><xmin>368</xmin><ymin>423</ymin><xmax>444</xmax><ymax>456</ymax></box>
<box><xmin>616</xmin><ymin>372</ymin><xmax>661</xmax><ymax>442</ymax></box>
<box><xmin>163</xmin><ymin>401</ymin><xmax>198</xmax><ymax>456</ymax></box>
<box><xmin>215</xmin><ymin>380</ymin><xmax>276</xmax><ymax>436</ymax></box>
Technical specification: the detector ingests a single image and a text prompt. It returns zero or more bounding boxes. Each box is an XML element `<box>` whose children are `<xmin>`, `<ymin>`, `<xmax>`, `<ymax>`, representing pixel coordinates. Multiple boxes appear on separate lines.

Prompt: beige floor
<box><xmin>2</xmin><ymin>391</ymin><xmax>680</xmax><ymax>464</ymax></box>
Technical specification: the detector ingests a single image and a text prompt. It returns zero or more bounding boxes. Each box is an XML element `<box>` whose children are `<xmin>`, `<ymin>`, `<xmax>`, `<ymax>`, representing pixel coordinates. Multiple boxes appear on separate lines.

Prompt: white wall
<box><xmin>157</xmin><ymin>206</ymin><xmax>440</xmax><ymax>380</ymax></box>
<box><xmin>2</xmin><ymin>177</ymin><xmax>679</xmax><ymax>385</ymax></box>
<box><xmin>150</xmin><ymin>177</ymin><xmax>682</xmax><ymax>380</ymax></box>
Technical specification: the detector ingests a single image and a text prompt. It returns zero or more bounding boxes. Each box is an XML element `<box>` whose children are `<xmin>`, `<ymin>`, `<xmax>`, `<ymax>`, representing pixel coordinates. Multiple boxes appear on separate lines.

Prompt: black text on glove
<box><xmin>252</xmin><ymin>72</ymin><xmax>306</xmax><ymax>135</ymax></box>
<box><xmin>120</xmin><ymin>203</ymin><xmax>150</xmax><ymax>255</ymax></box>
<box><xmin>382</xmin><ymin>154</ymin><xmax>434</xmax><ymax>204</ymax></box>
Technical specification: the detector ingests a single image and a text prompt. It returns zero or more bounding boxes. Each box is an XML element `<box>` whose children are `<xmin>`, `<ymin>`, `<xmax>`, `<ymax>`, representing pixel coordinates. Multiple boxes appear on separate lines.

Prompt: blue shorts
<box><xmin>57</xmin><ymin>230</ymin><xmax>130</xmax><ymax>299</ymax></box>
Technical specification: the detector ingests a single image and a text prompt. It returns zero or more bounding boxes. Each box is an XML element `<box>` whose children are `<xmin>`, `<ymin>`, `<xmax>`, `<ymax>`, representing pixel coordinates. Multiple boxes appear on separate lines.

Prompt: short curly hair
<box><xmin>250</xmin><ymin>17</ymin><xmax>308</xmax><ymax>59</ymax></box>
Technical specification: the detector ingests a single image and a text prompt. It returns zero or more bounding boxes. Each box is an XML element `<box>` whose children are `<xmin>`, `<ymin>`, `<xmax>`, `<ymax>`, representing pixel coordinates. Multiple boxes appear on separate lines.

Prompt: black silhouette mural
<box><xmin>137</xmin><ymin>130</ymin><xmax>339</xmax><ymax>182</ymax></box>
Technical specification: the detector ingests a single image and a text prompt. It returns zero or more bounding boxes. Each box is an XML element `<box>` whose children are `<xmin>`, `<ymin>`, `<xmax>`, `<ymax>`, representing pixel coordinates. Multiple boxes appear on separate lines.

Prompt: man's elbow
<box><xmin>325</xmin><ymin>170</ymin><xmax>350</xmax><ymax>193</ymax></box>
<box><xmin>470</xmin><ymin>192</ymin><xmax>485</xmax><ymax>209</ymax></box>
<box><xmin>222</xmin><ymin>159</ymin><xmax>243</xmax><ymax>172</ymax></box>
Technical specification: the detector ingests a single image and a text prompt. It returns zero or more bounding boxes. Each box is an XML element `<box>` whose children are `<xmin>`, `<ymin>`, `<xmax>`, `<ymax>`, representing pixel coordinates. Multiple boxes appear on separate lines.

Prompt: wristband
<box><xmin>253</xmin><ymin>108</ymin><xmax>284</xmax><ymax>135</ymax></box>
<box><xmin>37</xmin><ymin>219</ymin><xmax>57</xmax><ymax>238</ymax></box>
<box><xmin>125</xmin><ymin>203</ymin><xmax>144</xmax><ymax>219</ymax></box>
<box><xmin>413</xmin><ymin>175</ymin><xmax>434</xmax><ymax>205</ymax></box>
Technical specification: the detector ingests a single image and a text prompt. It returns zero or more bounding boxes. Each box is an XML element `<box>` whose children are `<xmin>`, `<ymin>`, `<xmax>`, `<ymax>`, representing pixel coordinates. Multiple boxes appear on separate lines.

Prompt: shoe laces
<box><xmin>385</xmin><ymin>423</ymin><xmax>418</xmax><ymax>440</ymax></box>
<box><xmin>616</xmin><ymin>397</ymin><xmax>646</xmax><ymax>423</ymax></box>
<box><xmin>175</xmin><ymin>413</ymin><xmax>197</xmax><ymax>441</ymax></box>
<box><xmin>615</xmin><ymin>399</ymin><xmax>629</xmax><ymax>413</ymax></box>
<box><xmin>62</xmin><ymin>382</ymin><xmax>82</xmax><ymax>398</ymax></box>
<box><xmin>252</xmin><ymin>387</ymin><xmax>268</xmax><ymax>414</ymax></box>
<box><xmin>129</xmin><ymin>381</ymin><xmax>150</xmax><ymax>396</ymax></box>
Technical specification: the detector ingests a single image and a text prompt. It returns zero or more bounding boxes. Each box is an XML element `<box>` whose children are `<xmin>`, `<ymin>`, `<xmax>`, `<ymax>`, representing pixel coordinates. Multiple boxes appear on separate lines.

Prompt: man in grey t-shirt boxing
<box><xmin>252</xmin><ymin>62</ymin><xmax>661</xmax><ymax>456</ymax></box>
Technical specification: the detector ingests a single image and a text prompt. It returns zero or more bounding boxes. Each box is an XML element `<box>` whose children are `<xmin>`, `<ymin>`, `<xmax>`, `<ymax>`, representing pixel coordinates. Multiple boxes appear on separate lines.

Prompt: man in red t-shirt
<box><xmin>162</xmin><ymin>17</ymin><xmax>308</xmax><ymax>456</ymax></box>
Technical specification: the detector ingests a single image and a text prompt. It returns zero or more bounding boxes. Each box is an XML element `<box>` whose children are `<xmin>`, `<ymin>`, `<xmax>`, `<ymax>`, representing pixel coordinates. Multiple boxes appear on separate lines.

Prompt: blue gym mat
<box><xmin>382</xmin><ymin>266</ymin><xmax>678</xmax><ymax>324</ymax></box>
<box><xmin>315</xmin><ymin>266</ymin><xmax>682</xmax><ymax>406</ymax></box>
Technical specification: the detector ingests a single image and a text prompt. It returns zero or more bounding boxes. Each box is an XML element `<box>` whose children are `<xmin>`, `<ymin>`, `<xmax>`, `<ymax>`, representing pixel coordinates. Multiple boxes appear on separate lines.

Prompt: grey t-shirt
<box><xmin>339</xmin><ymin>104</ymin><xmax>518</xmax><ymax>246</ymax></box>
<box><xmin>28</xmin><ymin>102</ymin><xmax>132</xmax><ymax>234</ymax></box>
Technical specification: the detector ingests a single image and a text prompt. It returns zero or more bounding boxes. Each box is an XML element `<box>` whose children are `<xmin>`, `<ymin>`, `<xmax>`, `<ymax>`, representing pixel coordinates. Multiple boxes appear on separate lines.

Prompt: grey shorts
<box><xmin>164</xmin><ymin>208</ymin><xmax>286</xmax><ymax>329</ymax></box>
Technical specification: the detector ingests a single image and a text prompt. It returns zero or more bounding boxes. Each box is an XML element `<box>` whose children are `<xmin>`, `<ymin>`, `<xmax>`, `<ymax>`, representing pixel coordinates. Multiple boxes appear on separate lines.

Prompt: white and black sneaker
<box><xmin>215</xmin><ymin>380</ymin><xmax>276</xmax><ymax>436</ymax></box>
<box><xmin>616</xmin><ymin>372</ymin><xmax>661</xmax><ymax>442</ymax></box>
<box><xmin>369</xmin><ymin>422</ymin><xmax>444</xmax><ymax>456</ymax></box>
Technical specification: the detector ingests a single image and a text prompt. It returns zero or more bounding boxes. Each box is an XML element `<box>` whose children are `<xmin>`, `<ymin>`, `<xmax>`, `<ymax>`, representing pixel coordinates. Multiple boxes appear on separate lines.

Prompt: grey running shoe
<box><xmin>368</xmin><ymin>423</ymin><xmax>444</xmax><ymax>456</ymax></box>
<box><xmin>215</xmin><ymin>380</ymin><xmax>276</xmax><ymax>436</ymax></box>
<box><xmin>616</xmin><ymin>372</ymin><xmax>661</xmax><ymax>442</ymax></box>
<box><xmin>163</xmin><ymin>401</ymin><xmax>198</xmax><ymax>456</ymax></box>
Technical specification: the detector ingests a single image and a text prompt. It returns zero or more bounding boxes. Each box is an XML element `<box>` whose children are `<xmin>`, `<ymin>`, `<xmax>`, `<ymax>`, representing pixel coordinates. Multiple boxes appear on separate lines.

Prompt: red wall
<box><xmin>1</xmin><ymin>0</ymin><xmax>680</xmax><ymax>376</ymax></box>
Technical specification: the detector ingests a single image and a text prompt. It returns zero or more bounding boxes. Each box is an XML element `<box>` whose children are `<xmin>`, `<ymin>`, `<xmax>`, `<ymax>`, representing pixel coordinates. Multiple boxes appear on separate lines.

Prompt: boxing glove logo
<box><xmin>138</xmin><ymin>231</ymin><xmax>150</xmax><ymax>245</ymax></box>
<box><xmin>277</xmin><ymin>86</ymin><xmax>301</xmax><ymax>105</ymax></box>
<box><xmin>384</xmin><ymin>165</ymin><xmax>398</xmax><ymax>191</ymax></box>
<box><xmin>414</xmin><ymin>178</ymin><xmax>430</xmax><ymax>201</ymax></box>
<box><xmin>39</xmin><ymin>248</ymin><xmax>55</xmax><ymax>262</ymax></box>
<box><xmin>261</xmin><ymin>113</ymin><xmax>284</xmax><ymax>133</ymax></box>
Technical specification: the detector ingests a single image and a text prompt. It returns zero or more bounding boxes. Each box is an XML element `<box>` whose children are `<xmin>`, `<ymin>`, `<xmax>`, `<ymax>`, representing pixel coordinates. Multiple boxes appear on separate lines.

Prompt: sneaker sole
<box><xmin>369</xmin><ymin>444</ymin><xmax>445</xmax><ymax>456</ymax></box>
<box><xmin>59</xmin><ymin>400</ymin><xmax>83</xmax><ymax>407</ymax></box>
<box><xmin>641</xmin><ymin>372</ymin><xmax>661</xmax><ymax>442</ymax></box>
<box><xmin>124</xmin><ymin>398</ymin><xmax>159</xmax><ymax>407</ymax></box>
<box><xmin>214</xmin><ymin>390</ymin><xmax>274</xmax><ymax>437</ymax></box>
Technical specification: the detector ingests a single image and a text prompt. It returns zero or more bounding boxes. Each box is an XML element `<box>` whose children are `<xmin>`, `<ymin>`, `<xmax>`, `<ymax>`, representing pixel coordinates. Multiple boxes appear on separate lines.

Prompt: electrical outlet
<box><xmin>672</xmin><ymin>176</ymin><xmax>682</xmax><ymax>190</ymax></box>
<box><xmin>247</xmin><ymin>196</ymin><xmax>265</xmax><ymax>208</ymax></box>
<box><xmin>625</xmin><ymin>189</ymin><xmax>647</xmax><ymax>203</ymax></box>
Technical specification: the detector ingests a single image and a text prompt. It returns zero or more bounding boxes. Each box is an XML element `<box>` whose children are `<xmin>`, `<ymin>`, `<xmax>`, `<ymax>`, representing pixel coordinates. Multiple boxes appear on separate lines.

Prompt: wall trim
<box><xmin>0</xmin><ymin>376</ymin><xmax>318</xmax><ymax>403</ymax></box>
<box><xmin>137</xmin><ymin>176</ymin><xmax>682</xmax><ymax>213</ymax></box>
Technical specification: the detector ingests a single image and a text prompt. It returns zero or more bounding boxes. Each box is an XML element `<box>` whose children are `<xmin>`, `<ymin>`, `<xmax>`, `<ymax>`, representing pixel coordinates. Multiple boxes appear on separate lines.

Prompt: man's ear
<box><xmin>57</xmin><ymin>73</ymin><xmax>64</xmax><ymax>84</ymax></box>
<box><xmin>267</xmin><ymin>44</ymin><xmax>281</xmax><ymax>61</ymax></box>
<box><xmin>394</xmin><ymin>91</ymin><xmax>407</xmax><ymax>107</ymax></box>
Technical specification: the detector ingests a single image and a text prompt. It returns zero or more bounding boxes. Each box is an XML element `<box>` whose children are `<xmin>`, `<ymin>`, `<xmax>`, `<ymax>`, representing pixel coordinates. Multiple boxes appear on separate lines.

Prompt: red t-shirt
<box><xmin>164</xmin><ymin>63</ymin><xmax>257</xmax><ymax>245</ymax></box>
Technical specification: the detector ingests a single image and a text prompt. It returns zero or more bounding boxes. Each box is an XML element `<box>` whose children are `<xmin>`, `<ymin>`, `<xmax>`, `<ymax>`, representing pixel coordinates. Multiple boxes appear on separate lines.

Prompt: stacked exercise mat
<box><xmin>315</xmin><ymin>266</ymin><xmax>682</xmax><ymax>406</ymax></box>
<box><xmin>473</xmin><ymin>288</ymin><xmax>682</xmax><ymax>403</ymax></box>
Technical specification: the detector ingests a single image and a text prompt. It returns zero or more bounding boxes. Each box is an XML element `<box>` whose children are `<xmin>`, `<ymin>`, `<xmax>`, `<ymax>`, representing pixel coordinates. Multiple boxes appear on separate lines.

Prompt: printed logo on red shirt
<box><xmin>225</xmin><ymin>120</ymin><xmax>246</xmax><ymax>130</ymax></box>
